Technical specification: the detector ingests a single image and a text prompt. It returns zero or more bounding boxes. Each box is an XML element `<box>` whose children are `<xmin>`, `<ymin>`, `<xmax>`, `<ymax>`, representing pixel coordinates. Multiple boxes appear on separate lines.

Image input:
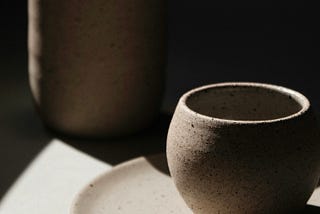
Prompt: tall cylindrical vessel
<box><xmin>28</xmin><ymin>0</ymin><xmax>167</xmax><ymax>137</ymax></box>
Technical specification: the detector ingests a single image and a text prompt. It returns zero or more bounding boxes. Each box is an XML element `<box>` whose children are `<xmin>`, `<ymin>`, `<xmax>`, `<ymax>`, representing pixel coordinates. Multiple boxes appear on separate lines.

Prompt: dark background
<box><xmin>166</xmin><ymin>2</ymin><xmax>318</xmax><ymax>111</ymax></box>
<box><xmin>0</xmin><ymin>1</ymin><xmax>319</xmax><ymax>210</ymax></box>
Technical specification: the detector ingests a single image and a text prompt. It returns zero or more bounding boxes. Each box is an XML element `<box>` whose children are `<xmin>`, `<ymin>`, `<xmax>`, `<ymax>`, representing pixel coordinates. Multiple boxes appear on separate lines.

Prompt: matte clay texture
<box><xmin>28</xmin><ymin>0</ymin><xmax>167</xmax><ymax>137</ymax></box>
<box><xmin>71</xmin><ymin>155</ymin><xmax>192</xmax><ymax>214</ymax></box>
<box><xmin>167</xmin><ymin>82</ymin><xmax>320</xmax><ymax>214</ymax></box>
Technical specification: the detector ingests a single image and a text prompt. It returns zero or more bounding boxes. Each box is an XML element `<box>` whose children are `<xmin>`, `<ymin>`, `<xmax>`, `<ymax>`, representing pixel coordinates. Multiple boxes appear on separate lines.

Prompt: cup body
<box><xmin>28</xmin><ymin>0</ymin><xmax>167</xmax><ymax>137</ymax></box>
<box><xmin>167</xmin><ymin>82</ymin><xmax>320</xmax><ymax>214</ymax></box>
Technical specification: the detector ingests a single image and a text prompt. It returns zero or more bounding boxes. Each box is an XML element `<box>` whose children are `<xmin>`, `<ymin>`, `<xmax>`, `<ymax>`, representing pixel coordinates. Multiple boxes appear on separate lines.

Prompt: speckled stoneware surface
<box><xmin>167</xmin><ymin>82</ymin><xmax>320</xmax><ymax>214</ymax></box>
<box><xmin>28</xmin><ymin>0</ymin><xmax>166</xmax><ymax>137</ymax></box>
<box><xmin>70</xmin><ymin>154</ymin><xmax>192</xmax><ymax>214</ymax></box>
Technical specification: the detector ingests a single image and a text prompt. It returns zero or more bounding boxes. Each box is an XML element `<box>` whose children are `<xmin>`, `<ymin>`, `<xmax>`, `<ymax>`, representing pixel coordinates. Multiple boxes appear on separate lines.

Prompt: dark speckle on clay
<box><xmin>167</xmin><ymin>82</ymin><xmax>320</xmax><ymax>214</ymax></box>
<box><xmin>28</xmin><ymin>0</ymin><xmax>167</xmax><ymax>138</ymax></box>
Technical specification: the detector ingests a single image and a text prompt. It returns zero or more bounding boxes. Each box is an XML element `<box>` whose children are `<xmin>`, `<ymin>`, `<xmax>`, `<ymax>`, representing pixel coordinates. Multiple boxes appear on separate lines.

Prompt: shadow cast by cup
<box><xmin>146</xmin><ymin>153</ymin><xmax>170</xmax><ymax>176</ymax></box>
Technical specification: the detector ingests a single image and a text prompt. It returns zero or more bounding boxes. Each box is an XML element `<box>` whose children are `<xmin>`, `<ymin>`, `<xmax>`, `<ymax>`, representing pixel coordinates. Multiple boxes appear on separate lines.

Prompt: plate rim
<box><xmin>70</xmin><ymin>153</ymin><xmax>164</xmax><ymax>214</ymax></box>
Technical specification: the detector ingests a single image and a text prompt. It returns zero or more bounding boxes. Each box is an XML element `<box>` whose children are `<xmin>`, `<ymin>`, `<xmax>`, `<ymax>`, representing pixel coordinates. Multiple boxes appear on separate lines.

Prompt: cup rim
<box><xmin>179</xmin><ymin>82</ymin><xmax>310</xmax><ymax>124</ymax></box>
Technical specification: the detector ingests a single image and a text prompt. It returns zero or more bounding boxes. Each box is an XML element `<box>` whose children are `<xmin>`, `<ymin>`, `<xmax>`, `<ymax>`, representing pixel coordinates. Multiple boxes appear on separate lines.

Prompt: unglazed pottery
<box><xmin>28</xmin><ymin>0</ymin><xmax>167</xmax><ymax>137</ymax></box>
<box><xmin>167</xmin><ymin>82</ymin><xmax>320</xmax><ymax>214</ymax></box>
<box><xmin>70</xmin><ymin>154</ymin><xmax>192</xmax><ymax>214</ymax></box>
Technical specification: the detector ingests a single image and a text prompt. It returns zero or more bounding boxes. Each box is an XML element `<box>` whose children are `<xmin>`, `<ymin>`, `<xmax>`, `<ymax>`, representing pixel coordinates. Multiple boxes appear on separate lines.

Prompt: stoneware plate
<box><xmin>70</xmin><ymin>154</ymin><xmax>192</xmax><ymax>214</ymax></box>
<box><xmin>70</xmin><ymin>154</ymin><xmax>320</xmax><ymax>214</ymax></box>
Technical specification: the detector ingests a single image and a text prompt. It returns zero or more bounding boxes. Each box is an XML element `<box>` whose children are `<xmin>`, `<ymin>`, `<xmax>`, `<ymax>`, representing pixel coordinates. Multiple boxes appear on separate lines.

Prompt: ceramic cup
<box><xmin>28</xmin><ymin>0</ymin><xmax>167</xmax><ymax>138</ymax></box>
<box><xmin>167</xmin><ymin>82</ymin><xmax>320</xmax><ymax>214</ymax></box>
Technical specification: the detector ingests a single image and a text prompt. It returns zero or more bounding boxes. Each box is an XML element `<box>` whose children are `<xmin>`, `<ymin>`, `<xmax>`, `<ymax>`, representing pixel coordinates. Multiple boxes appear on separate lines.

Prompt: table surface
<box><xmin>0</xmin><ymin>56</ymin><xmax>320</xmax><ymax>214</ymax></box>
<box><xmin>0</xmin><ymin>59</ymin><xmax>173</xmax><ymax>213</ymax></box>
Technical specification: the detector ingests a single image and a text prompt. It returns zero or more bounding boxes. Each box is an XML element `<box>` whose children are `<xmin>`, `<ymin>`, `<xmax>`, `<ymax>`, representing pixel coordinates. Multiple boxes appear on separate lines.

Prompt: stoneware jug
<box><xmin>167</xmin><ymin>82</ymin><xmax>320</xmax><ymax>214</ymax></box>
<box><xmin>28</xmin><ymin>0</ymin><xmax>167</xmax><ymax>137</ymax></box>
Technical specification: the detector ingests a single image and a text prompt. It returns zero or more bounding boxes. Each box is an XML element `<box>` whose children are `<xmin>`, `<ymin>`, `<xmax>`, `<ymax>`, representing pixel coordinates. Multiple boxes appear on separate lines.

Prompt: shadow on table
<box><xmin>0</xmin><ymin>98</ymin><xmax>171</xmax><ymax>204</ymax></box>
<box><xmin>146</xmin><ymin>153</ymin><xmax>170</xmax><ymax>175</ymax></box>
<box><xmin>59</xmin><ymin>112</ymin><xmax>172</xmax><ymax>166</ymax></box>
<box><xmin>0</xmin><ymin>107</ymin><xmax>171</xmax><ymax>201</ymax></box>
<box><xmin>0</xmin><ymin>105</ymin><xmax>52</xmax><ymax>200</ymax></box>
